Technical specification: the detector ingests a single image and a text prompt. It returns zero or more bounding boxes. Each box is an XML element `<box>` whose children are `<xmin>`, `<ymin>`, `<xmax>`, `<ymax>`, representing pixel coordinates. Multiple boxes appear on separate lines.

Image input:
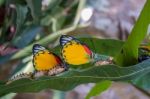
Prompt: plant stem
<box><xmin>11</xmin><ymin>23</ymin><xmax>89</xmax><ymax>60</ymax></box>
<box><xmin>73</xmin><ymin>0</ymin><xmax>86</xmax><ymax>26</ymax></box>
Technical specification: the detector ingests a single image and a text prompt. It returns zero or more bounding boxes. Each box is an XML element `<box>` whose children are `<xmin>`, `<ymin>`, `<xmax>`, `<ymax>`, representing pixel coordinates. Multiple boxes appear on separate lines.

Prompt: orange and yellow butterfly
<box><xmin>60</xmin><ymin>35</ymin><xmax>93</xmax><ymax>65</ymax></box>
<box><xmin>7</xmin><ymin>44</ymin><xmax>68</xmax><ymax>84</ymax></box>
<box><xmin>32</xmin><ymin>44</ymin><xmax>67</xmax><ymax>77</ymax></box>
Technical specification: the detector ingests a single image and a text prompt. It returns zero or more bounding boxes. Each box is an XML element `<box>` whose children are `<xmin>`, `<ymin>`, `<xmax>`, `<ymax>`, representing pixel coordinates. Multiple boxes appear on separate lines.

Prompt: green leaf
<box><xmin>132</xmin><ymin>72</ymin><xmax>150</xmax><ymax>91</ymax></box>
<box><xmin>0</xmin><ymin>59</ymin><xmax>150</xmax><ymax>96</ymax></box>
<box><xmin>40</xmin><ymin>15</ymin><xmax>52</xmax><ymax>26</ymax></box>
<box><xmin>51</xmin><ymin>7</ymin><xmax>66</xmax><ymax>31</ymax></box>
<box><xmin>12</xmin><ymin>25</ymin><xmax>42</xmax><ymax>48</ymax></box>
<box><xmin>25</xmin><ymin>0</ymin><xmax>42</xmax><ymax>23</ymax></box>
<box><xmin>0</xmin><ymin>0</ymin><xmax>4</xmax><ymax>6</ymax></box>
<box><xmin>46</xmin><ymin>0</ymin><xmax>62</xmax><ymax>11</ymax></box>
<box><xmin>15</xmin><ymin>5</ymin><xmax>28</xmax><ymax>35</ymax></box>
<box><xmin>85</xmin><ymin>80</ymin><xmax>112</xmax><ymax>99</ymax></box>
<box><xmin>115</xmin><ymin>0</ymin><xmax>150</xmax><ymax>66</ymax></box>
<box><xmin>80</xmin><ymin>38</ymin><xmax>124</xmax><ymax>57</ymax></box>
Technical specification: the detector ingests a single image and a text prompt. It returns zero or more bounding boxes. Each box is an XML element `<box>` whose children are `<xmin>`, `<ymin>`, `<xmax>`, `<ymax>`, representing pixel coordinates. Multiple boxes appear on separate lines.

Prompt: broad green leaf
<box><xmin>85</xmin><ymin>80</ymin><xmax>112</xmax><ymax>99</ymax></box>
<box><xmin>80</xmin><ymin>38</ymin><xmax>124</xmax><ymax>57</ymax></box>
<box><xmin>0</xmin><ymin>59</ymin><xmax>150</xmax><ymax>96</ymax></box>
<box><xmin>115</xmin><ymin>0</ymin><xmax>150</xmax><ymax>66</ymax></box>
<box><xmin>132</xmin><ymin>72</ymin><xmax>150</xmax><ymax>91</ymax></box>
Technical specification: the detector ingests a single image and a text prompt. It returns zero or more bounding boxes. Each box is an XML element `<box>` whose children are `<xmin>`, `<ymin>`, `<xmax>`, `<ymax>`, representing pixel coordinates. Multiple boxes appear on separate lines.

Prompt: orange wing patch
<box><xmin>60</xmin><ymin>35</ymin><xmax>93</xmax><ymax>65</ymax></box>
<box><xmin>33</xmin><ymin>50</ymin><xmax>59</xmax><ymax>71</ymax></box>
<box><xmin>62</xmin><ymin>40</ymin><xmax>92</xmax><ymax>65</ymax></box>
<box><xmin>32</xmin><ymin>44</ymin><xmax>67</xmax><ymax>77</ymax></box>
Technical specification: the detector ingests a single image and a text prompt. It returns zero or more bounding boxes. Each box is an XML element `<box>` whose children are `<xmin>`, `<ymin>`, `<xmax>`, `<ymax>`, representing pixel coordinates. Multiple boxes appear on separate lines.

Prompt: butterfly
<box><xmin>6</xmin><ymin>44</ymin><xmax>67</xmax><ymax>84</ymax></box>
<box><xmin>138</xmin><ymin>45</ymin><xmax>150</xmax><ymax>62</ymax></box>
<box><xmin>60</xmin><ymin>35</ymin><xmax>93</xmax><ymax>65</ymax></box>
<box><xmin>32</xmin><ymin>44</ymin><xmax>67</xmax><ymax>77</ymax></box>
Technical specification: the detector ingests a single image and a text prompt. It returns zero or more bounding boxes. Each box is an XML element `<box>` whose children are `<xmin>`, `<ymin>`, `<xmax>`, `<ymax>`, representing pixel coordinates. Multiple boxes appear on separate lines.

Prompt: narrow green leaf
<box><xmin>115</xmin><ymin>0</ymin><xmax>150</xmax><ymax>66</ymax></box>
<box><xmin>15</xmin><ymin>5</ymin><xmax>28</xmax><ymax>35</ymax></box>
<box><xmin>132</xmin><ymin>72</ymin><xmax>150</xmax><ymax>91</ymax></box>
<box><xmin>25</xmin><ymin>0</ymin><xmax>42</xmax><ymax>22</ymax></box>
<box><xmin>0</xmin><ymin>59</ymin><xmax>150</xmax><ymax>96</ymax></box>
<box><xmin>12</xmin><ymin>25</ymin><xmax>42</xmax><ymax>48</ymax></box>
<box><xmin>40</xmin><ymin>15</ymin><xmax>52</xmax><ymax>26</ymax></box>
<box><xmin>85</xmin><ymin>80</ymin><xmax>112</xmax><ymax>99</ymax></box>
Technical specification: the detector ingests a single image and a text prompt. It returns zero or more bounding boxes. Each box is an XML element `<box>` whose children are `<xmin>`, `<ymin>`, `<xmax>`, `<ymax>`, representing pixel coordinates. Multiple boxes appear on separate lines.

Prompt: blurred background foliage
<box><xmin>0</xmin><ymin>0</ymin><xmax>84</xmax><ymax>78</ymax></box>
<box><xmin>0</xmin><ymin>0</ymin><xmax>150</xmax><ymax>99</ymax></box>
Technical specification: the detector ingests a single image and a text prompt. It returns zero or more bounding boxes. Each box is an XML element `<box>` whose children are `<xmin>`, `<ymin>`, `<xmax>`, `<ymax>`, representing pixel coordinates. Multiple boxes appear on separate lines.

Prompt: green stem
<box><xmin>73</xmin><ymin>0</ymin><xmax>86</xmax><ymax>26</ymax></box>
<box><xmin>11</xmin><ymin>23</ymin><xmax>89</xmax><ymax>60</ymax></box>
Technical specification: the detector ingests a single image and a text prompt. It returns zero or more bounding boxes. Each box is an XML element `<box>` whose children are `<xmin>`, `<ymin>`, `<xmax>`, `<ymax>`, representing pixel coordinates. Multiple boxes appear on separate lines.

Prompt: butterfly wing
<box><xmin>60</xmin><ymin>35</ymin><xmax>75</xmax><ymax>46</ymax></box>
<box><xmin>33</xmin><ymin>44</ymin><xmax>63</xmax><ymax>71</ymax></box>
<box><xmin>60</xmin><ymin>35</ymin><xmax>92</xmax><ymax>65</ymax></box>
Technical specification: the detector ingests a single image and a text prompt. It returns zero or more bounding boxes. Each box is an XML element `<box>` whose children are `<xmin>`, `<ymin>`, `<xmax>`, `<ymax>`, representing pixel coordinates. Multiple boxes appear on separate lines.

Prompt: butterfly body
<box><xmin>60</xmin><ymin>35</ymin><xmax>93</xmax><ymax>65</ymax></box>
